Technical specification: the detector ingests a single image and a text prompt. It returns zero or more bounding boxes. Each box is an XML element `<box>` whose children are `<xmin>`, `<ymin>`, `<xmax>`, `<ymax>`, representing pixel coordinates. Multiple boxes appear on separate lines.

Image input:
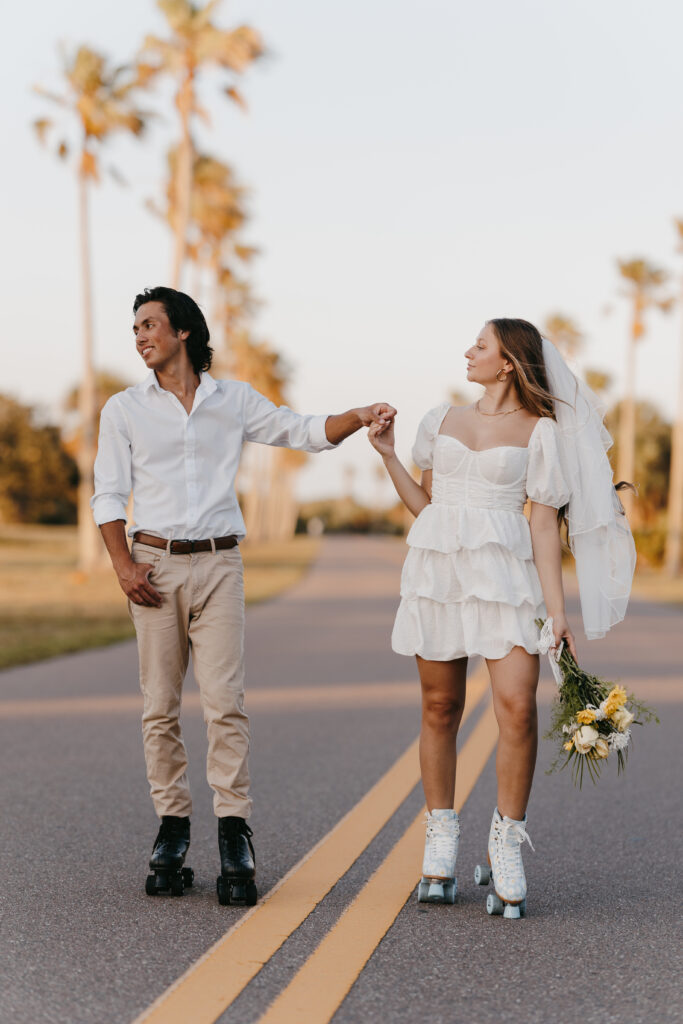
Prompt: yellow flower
<box><xmin>576</xmin><ymin>708</ymin><xmax>597</xmax><ymax>725</ymax></box>
<box><xmin>564</xmin><ymin>739</ymin><xmax>574</xmax><ymax>751</ymax></box>
<box><xmin>603</xmin><ymin>685</ymin><xmax>628</xmax><ymax>716</ymax></box>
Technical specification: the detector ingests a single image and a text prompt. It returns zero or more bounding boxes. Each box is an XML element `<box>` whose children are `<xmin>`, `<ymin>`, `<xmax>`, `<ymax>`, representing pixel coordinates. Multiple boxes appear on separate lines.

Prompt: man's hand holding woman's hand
<box><xmin>357</xmin><ymin>403</ymin><xmax>396</xmax><ymax>431</ymax></box>
<box><xmin>325</xmin><ymin>403</ymin><xmax>396</xmax><ymax>445</ymax></box>
<box><xmin>361</xmin><ymin>403</ymin><xmax>397</xmax><ymax>459</ymax></box>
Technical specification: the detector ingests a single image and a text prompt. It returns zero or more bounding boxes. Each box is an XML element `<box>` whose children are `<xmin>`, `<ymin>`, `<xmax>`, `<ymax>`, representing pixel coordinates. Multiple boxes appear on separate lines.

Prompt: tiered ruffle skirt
<box><xmin>391</xmin><ymin>504</ymin><xmax>545</xmax><ymax>661</ymax></box>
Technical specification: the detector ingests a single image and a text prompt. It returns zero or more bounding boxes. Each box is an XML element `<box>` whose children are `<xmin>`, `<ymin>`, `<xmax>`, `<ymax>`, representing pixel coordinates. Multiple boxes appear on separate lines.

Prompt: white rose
<box><xmin>594</xmin><ymin>737</ymin><xmax>609</xmax><ymax>759</ymax></box>
<box><xmin>611</xmin><ymin>707</ymin><xmax>635</xmax><ymax>733</ymax></box>
<box><xmin>573</xmin><ymin>725</ymin><xmax>599</xmax><ymax>754</ymax></box>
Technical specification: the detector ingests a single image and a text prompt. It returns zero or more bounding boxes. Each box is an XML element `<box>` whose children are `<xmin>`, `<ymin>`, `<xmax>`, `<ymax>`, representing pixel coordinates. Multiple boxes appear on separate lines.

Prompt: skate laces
<box><xmin>493</xmin><ymin>817</ymin><xmax>534</xmax><ymax>881</ymax></box>
<box><xmin>424</xmin><ymin>813</ymin><xmax>459</xmax><ymax>856</ymax></box>
<box><xmin>501</xmin><ymin>818</ymin><xmax>535</xmax><ymax>853</ymax></box>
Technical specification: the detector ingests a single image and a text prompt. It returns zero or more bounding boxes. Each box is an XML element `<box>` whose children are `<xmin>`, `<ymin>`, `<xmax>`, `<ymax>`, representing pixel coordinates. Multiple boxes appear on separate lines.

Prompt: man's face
<box><xmin>133</xmin><ymin>301</ymin><xmax>187</xmax><ymax>370</ymax></box>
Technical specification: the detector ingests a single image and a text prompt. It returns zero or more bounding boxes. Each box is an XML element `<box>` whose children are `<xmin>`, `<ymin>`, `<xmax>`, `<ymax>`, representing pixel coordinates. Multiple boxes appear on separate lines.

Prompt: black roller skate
<box><xmin>216</xmin><ymin>816</ymin><xmax>257</xmax><ymax>906</ymax></box>
<box><xmin>145</xmin><ymin>815</ymin><xmax>194</xmax><ymax>897</ymax></box>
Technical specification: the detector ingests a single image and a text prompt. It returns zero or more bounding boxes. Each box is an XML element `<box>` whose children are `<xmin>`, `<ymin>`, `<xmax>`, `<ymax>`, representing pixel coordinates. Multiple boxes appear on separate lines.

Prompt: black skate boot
<box><xmin>145</xmin><ymin>816</ymin><xmax>194</xmax><ymax>897</ymax></box>
<box><xmin>216</xmin><ymin>816</ymin><xmax>257</xmax><ymax>906</ymax></box>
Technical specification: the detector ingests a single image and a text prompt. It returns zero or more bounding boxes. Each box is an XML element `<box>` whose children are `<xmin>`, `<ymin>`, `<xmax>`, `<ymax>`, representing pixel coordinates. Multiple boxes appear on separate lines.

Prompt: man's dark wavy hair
<box><xmin>133</xmin><ymin>286</ymin><xmax>213</xmax><ymax>374</ymax></box>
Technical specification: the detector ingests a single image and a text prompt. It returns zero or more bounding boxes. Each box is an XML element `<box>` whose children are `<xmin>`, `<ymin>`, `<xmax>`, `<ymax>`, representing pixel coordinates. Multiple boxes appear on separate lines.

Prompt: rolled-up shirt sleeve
<box><xmin>90</xmin><ymin>397</ymin><xmax>132</xmax><ymax>525</ymax></box>
<box><xmin>242</xmin><ymin>385</ymin><xmax>337</xmax><ymax>452</ymax></box>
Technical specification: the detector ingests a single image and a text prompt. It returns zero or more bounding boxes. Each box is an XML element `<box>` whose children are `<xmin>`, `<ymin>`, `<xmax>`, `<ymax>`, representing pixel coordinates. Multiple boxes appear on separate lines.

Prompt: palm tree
<box><xmin>34</xmin><ymin>46</ymin><xmax>148</xmax><ymax>571</ymax></box>
<box><xmin>616</xmin><ymin>259</ymin><xmax>671</xmax><ymax>519</ymax></box>
<box><xmin>138</xmin><ymin>0</ymin><xmax>264</xmax><ymax>288</ymax></box>
<box><xmin>146</xmin><ymin>147</ymin><xmax>256</xmax><ymax>356</ymax></box>
<box><xmin>665</xmin><ymin>222</ymin><xmax>683</xmax><ymax>576</ymax></box>
<box><xmin>584</xmin><ymin>369</ymin><xmax>613</xmax><ymax>397</ymax></box>
<box><xmin>184</xmin><ymin>152</ymin><xmax>256</xmax><ymax>352</ymax></box>
<box><xmin>543</xmin><ymin>314</ymin><xmax>584</xmax><ymax>361</ymax></box>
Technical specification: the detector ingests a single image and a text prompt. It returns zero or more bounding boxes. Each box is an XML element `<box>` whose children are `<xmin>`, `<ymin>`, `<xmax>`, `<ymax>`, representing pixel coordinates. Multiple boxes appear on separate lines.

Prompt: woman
<box><xmin>369</xmin><ymin>318</ymin><xmax>634</xmax><ymax>918</ymax></box>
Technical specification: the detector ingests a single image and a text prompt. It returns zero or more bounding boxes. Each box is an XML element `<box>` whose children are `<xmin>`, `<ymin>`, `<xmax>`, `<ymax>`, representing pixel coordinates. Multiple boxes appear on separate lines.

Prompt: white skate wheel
<box><xmin>443</xmin><ymin>881</ymin><xmax>456</xmax><ymax>904</ymax></box>
<box><xmin>503</xmin><ymin>903</ymin><xmax>521</xmax><ymax>919</ymax></box>
<box><xmin>519</xmin><ymin>899</ymin><xmax>527</xmax><ymax>918</ymax></box>
<box><xmin>474</xmin><ymin>864</ymin><xmax>491</xmax><ymax>886</ymax></box>
<box><xmin>417</xmin><ymin>880</ymin><xmax>431</xmax><ymax>903</ymax></box>
<box><xmin>427</xmin><ymin>881</ymin><xmax>445</xmax><ymax>900</ymax></box>
<box><xmin>486</xmin><ymin>892</ymin><xmax>504</xmax><ymax>915</ymax></box>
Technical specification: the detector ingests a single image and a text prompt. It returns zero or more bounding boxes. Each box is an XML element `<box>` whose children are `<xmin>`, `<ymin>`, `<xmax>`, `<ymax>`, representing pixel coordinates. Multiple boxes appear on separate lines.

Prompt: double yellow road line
<box><xmin>135</xmin><ymin>665</ymin><xmax>498</xmax><ymax>1024</ymax></box>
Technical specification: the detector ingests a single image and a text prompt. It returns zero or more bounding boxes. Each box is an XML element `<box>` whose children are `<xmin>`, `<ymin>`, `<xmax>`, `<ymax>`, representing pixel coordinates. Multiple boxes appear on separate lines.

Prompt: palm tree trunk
<box><xmin>618</xmin><ymin>304</ymin><xmax>638</xmax><ymax>520</ymax></box>
<box><xmin>171</xmin><ymin>68</ymin><xmax>194</xmax><ymax>288</ymax></box>
<box><xmin>665</xmin><ymin>296</ymin><xmax>683</xmax><ymax>575</ymax></box>
<box><xmin>77</xmin><ymin>168</ymin><xmax>100</xmax><ymax>572</ymax></box>
<box><xmin>211</xmin><ymin>248</ymin><xmax>224</xmax><ymax>355</ymax></box>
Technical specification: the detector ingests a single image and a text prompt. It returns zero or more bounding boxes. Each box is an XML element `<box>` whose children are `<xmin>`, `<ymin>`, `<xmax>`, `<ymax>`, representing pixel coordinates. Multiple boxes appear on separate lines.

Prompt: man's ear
<box><xmin>178</xmin><ymin>329</ymin><xmax>190</xmax><ymax>342</ymax></box>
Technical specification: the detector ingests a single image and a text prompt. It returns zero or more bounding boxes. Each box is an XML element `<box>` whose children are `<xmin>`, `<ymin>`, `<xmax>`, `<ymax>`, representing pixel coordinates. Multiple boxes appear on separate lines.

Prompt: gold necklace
<box><xmin>476</xmin><ymin>399</ymin><xmax>523</xmax><ymax>417</ymax></box>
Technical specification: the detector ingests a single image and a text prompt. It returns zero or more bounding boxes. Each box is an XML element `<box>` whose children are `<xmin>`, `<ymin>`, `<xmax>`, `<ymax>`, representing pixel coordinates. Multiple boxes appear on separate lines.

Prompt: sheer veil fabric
<box><xmin>540</xmin><ymin>337</ymin><xmax>636</xmax><ymax>640</ymax></box>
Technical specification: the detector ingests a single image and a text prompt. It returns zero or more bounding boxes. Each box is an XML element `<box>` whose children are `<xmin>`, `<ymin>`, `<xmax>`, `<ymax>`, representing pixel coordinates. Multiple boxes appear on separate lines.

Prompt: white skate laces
<box><xmin>422</xmin><ymin>809</ymin><xmax>460</xmax><ymax>880</ymax></box>
<box><xmin>488</xmin><ymin>807</ymin><xmax>534</xmax><ymax>904</ymax></box>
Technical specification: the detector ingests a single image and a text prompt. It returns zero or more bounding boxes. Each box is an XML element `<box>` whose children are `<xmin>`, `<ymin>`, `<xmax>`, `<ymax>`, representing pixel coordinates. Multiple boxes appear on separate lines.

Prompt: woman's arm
<box><xmin>368</xmin><ymin>421</ymin><xmax>431</xmax><ymax>517</ymax></box>
<box><xmin>529</xmin><ymin>501</ymin><xmax>578</xmax><ymax>660</ymax></box>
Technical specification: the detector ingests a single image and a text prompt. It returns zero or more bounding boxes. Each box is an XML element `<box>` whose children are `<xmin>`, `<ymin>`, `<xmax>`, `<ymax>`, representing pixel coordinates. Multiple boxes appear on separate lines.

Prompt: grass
<box><xmin>0</xmin><ymin>525</ymin><xmax>320</xmax><ymax>670</ymax></box>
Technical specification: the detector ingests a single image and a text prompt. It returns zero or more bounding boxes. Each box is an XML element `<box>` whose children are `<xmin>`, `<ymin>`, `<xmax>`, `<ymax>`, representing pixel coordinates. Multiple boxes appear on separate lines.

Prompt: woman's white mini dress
<box><xmin>392</xmin><ymin>402</ymin><xmax>571</xmax><ymax>661</ymax></box>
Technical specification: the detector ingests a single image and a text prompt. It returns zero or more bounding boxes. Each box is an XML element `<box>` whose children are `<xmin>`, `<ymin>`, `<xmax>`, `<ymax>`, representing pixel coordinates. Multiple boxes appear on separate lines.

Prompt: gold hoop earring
<box><xmin>496</xmin><ymin>368</ymin><xmax>507</xmax><ymax>383</ymax></box>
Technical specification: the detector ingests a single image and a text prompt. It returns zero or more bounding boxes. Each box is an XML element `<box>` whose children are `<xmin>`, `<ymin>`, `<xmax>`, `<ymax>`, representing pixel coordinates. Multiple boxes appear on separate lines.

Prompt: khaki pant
<box><xmin>129</xmin><ymin>541</ymin><xmax>251</xmax><ymax>819</ymax></box>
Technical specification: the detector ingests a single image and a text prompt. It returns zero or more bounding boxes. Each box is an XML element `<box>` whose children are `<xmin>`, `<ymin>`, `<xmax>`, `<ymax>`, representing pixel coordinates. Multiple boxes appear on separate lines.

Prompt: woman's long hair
<box><xmin>487</xmin><ymin>318</ymin><xmax>556</xmax><ymax>419</ymax></box>
<box><xmin>487</xmin><ymin>317</ymin><xmax>634</xmax><ymax>536</ymax></box>
<box><xmin>488</xmin><ymin>317</ymin><xmax>568</xmax><ymax>530</ymax></box>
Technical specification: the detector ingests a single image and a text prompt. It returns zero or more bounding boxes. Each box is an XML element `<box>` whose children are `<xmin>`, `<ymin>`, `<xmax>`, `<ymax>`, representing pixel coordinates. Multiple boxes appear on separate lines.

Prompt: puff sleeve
<box><xmin>411</xmin><ymin>402</ymin><xmax>450</xmax><ymax>470</ymax></box>
<box><xmin>526</xmin><ymin>417</ymin><xmax>571</xmax><ymax>508</ymax></box>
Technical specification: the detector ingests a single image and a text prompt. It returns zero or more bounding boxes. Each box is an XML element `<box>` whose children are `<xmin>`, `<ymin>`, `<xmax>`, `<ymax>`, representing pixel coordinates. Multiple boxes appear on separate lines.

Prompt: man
<box><xmin>91</xmin><ymin>286</ymin><xmax>395</xmax><ymax>905</ymax></box>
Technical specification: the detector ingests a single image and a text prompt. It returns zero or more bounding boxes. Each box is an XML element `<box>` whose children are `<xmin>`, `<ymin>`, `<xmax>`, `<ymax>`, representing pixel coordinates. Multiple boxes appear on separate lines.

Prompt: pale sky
<box><xmin>2</xmin><ymin>0</ymin><xmax>682</xmax><ymax>503</ymax></box>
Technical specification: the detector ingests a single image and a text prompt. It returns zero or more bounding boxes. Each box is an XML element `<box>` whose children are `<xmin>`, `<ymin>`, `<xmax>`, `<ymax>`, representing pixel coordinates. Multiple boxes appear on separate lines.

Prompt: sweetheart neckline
<box><xmin>434</xmin><ymin>406</ymin><xmax>542</xmax><ymax>454</ymax></box>
<box><xmin>436</xmin><ymin>434</ymin><xmax>532</xmax><ymax>454</ymax></box>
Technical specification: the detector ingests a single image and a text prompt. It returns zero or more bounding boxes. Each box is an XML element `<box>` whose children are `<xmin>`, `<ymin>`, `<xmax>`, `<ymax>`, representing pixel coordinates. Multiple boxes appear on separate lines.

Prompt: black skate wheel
<box><xmin>217</xmin><ymin>875</ymin><xmax>230</xmax><ymax>905</ymax></box>
<box><xmin>230</xmin><ymin>881</ymin><xmax>247</xmax><ymax>903</ymax></box>
<box><xmin>170</xmin><ymin>874</ymin><xmax>184</xmax><ymax>897</ymax></box>
<box><xmin>182</xmin><ymin>867</ymin><xmax>194</xmax><ymax>888</ymax></box>
<box><xmin>245</xmin><ymin>881</ymin><xmax>258</xmax><ymax>906</ymax></box>
<box><xmin>145</xmin><ymin>874</ymin><xmax>157</xmax><ymax>896</ymax></box>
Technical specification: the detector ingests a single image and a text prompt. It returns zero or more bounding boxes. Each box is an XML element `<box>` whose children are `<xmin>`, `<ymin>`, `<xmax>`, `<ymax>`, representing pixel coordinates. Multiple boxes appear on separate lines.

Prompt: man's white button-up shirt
<box><xmin>91</xmin><ymin>371</ymin><xmax>335</xmax><ymax>541</ymax></box>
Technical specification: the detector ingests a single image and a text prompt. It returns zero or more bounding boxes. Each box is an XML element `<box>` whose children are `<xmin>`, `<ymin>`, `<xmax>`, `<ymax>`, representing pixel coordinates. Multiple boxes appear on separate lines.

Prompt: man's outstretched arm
<box><xmin>324</xmin><ymin>403</ymin><xmax>397</xmax><ymax>445</ymax></box>
<box><xmin>242</xmin><ymin>384</ymin><xmax>396</xmax><ymax>452</ymax></box>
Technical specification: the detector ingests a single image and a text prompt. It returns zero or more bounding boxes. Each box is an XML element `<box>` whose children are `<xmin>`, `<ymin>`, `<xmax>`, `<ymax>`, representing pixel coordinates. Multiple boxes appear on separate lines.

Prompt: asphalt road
<box><xmin>1</xmin><ymin>536</ymin><xmax>680</xmax><ymax>1024</ymax></box>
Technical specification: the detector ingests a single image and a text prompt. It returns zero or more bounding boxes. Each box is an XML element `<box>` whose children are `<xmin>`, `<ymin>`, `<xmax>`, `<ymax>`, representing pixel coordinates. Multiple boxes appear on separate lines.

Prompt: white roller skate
<box><xmin>474</xmin><ymin>807</ymin><xmax>534</xmax><ymax>919</ymax></box>
<box><xmin>417</xmin><ymin>809</ymin><xmax>460</xmax><ymax>904</ymax></box>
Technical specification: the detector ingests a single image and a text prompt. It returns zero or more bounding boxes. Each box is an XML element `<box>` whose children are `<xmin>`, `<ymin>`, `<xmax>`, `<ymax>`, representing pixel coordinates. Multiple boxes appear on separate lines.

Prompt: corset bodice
<box><xmin>430</xmin><ymin>435</ymin><xmax>530</xmax><ymax>514</ymax></box>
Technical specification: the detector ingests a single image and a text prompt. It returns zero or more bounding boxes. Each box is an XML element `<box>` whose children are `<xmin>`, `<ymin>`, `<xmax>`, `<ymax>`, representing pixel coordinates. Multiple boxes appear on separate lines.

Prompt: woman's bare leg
<box><xmin>486</xmin><ymin>646</ymin><xmax>540</xmax><ymax>820</ymax></box>
<box><xmin>416</xmin><ymin>655</ymin><xmax>468</xmax><ymax>811</ymax></box>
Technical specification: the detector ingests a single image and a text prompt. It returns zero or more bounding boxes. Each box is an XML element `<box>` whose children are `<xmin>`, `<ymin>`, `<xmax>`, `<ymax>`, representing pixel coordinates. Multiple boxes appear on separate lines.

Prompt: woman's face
<box><xmin>465</xmin><ymin>323</ymin><xmax>508</xmax><ymax>385</ymax></box>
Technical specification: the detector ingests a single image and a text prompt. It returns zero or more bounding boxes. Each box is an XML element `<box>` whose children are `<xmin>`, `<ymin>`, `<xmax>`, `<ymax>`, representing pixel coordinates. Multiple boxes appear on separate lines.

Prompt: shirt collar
<box><xmin>142</xmin><ymin>370</ymin><xmax>217</xmax><ymax>397</ymax></box>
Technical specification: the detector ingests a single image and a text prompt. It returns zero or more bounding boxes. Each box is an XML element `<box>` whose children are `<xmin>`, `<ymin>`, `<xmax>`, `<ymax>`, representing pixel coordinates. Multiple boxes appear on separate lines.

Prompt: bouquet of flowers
<box><xmin>537</xmin><ymin>619</ymin><xmax>658</xmax><ymax>787</ymax></box>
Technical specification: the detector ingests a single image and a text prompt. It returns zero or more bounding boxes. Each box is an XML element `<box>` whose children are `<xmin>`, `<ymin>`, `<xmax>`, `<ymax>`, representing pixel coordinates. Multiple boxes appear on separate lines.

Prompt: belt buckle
<box><xmin>172</xmin><ymin>538</ymin><xmax>194</xmax><ymax>553</ymax></box>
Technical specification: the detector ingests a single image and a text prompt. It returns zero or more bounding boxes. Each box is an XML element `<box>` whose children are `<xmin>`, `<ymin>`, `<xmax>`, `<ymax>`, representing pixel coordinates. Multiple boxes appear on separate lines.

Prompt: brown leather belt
<box><xmin>133</xmin><ymin>532</ymin><xmax>239</xmax><ymax>554</ymax></box>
